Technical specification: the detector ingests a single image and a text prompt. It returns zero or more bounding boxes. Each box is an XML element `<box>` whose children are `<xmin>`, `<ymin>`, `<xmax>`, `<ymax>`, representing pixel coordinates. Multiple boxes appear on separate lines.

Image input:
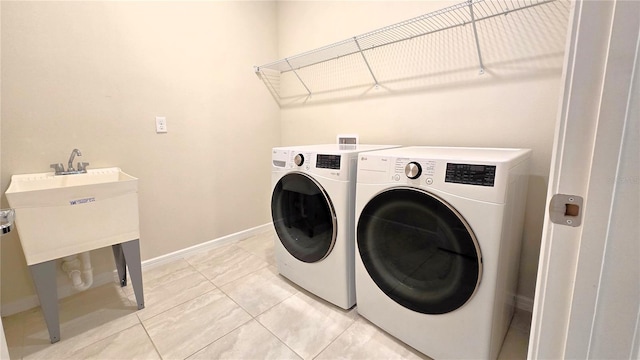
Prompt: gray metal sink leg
<box><xmin>28</xmin><ymin>239</ymin><xmax>144</xmax><ymax>344</ymax></box>
<box><xmin>112</xmin><ymin>244</ymin><xmax>127</xmax><ymax>287</ymax></box>
<box><xmin>113</xmin><ymin>239</ymin><xmax>145</xmax><ymax>310</ymax></box>
<box><xmin>29</xmin><ymin>260</ymin><xmax>60</xmax><ymax>343</ymax></box>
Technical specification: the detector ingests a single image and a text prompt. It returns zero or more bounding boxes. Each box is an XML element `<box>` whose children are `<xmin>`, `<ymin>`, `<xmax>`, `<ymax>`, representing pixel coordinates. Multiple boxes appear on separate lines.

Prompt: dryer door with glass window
<box><xmin>272</xmin><ymin>172</ymin><xmax>337</xmax><ymax>263</ymax></box>
<box><xmin>357</xmin><ymin>187</ymin><xmax>482</xmax><ymax>314</ymax></box>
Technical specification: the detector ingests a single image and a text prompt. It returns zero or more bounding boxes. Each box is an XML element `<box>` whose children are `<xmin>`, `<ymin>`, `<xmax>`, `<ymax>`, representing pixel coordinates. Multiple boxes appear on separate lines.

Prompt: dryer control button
<box><xmin>426</xmin><ymin>178</ymin><xmax>433</xmax><ymax>185</ymax></box>
<box><xmin>294</xmin><ymin>154</ymin><xmax>304</xmax><ymax>166</ymax></box>
<box><xmin>405</xmin><ymin>162</ymin><xmax>422</xmax><ymax>179</ymax></box>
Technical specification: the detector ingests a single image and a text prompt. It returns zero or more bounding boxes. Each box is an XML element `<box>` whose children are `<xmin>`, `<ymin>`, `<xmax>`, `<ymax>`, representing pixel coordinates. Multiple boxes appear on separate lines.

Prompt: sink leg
<box><xmin>121</xmin><ymin>239</ymin><xmax>145</xmax><ymax>310</ymax></box>
<box><xmin>29</xmin><ymin>260</ymin><xmax>60</xmax><ymax>343</ymax></box>
<box><xmin>111</xmin><ymin>244</ymin><xmax>127</xmax><ymax>287</ymax></box>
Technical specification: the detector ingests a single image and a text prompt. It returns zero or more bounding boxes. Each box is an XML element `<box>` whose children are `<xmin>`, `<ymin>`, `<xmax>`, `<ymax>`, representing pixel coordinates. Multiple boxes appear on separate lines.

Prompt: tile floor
<box><xmin>2</xmin><ymin>230</ymin><xmax>532</xmax><ymax>359</ymax></box>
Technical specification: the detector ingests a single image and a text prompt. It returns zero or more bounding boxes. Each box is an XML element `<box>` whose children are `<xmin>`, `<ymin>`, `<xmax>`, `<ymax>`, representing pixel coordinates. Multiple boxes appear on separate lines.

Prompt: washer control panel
<box><xmin>316</xmin><ymin>154</ymin><xmax>341</xmax><ymax>170</ymax></box>
<box><xmin>273</xmin><ymin>149</ymin><xmax>349</xmax><ymax>180</ymax></box>
<box><xmin>294</xmin><ymin>154</ymin><xmax>305</xmax><ymax>166</ymax></box>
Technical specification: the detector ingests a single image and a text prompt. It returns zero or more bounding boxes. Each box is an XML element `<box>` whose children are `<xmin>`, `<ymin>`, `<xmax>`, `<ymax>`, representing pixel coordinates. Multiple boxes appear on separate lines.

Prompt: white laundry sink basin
<box><xmin>5</xmin><ymin>167</ymin><xmax>140</xmax><ymax>265</ymax></box>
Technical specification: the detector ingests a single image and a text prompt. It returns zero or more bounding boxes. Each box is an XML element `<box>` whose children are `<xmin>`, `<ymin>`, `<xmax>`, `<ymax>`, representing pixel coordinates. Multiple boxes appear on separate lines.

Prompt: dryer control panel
<box><xmin>445</xmin><ymin>163</ymin><xmax>496</xmax><ymax>187</ymax></box>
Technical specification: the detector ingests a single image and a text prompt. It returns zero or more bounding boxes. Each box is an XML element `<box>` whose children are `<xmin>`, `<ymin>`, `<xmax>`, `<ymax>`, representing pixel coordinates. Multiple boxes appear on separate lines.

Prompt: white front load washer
<box><xmin>271</xmin><ymin>144</ymin><xmax>399</xmax><ymax>309</ymax></box>
<box><xmin>355</xmin><ymin>146</ymin><xmax>531</xmax><ymax>359</ymax></box>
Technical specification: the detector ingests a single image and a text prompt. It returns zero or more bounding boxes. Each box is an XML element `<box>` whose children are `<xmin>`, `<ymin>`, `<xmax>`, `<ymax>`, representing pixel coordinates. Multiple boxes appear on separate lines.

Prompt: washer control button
<box><xmin>426</xmin><ymin>178</ymin><xmax>433</xmax><ymax>185</ymax></box>
<box><xmin>393</xmin><ymin>174</ymin><xmax>401</xmax><ymax>181</ymax></box>
<box><xmin>405</xmin><ymin>162</ymin><xmax>422</xmax><ymax>179</ymax></box>
<box><xmin>294</xmin><ymin>154</ymin><xmax>304</xmax><ymax>166</ymax></box>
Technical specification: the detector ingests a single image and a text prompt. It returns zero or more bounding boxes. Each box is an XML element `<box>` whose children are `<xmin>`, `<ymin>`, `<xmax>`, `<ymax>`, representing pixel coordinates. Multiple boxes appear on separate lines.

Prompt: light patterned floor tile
<box><xmin>187</xmin><ymin>319</ymin><xmax>301</xmax><ymax>360</ymax></box>
<box><xmin>122</xmin><ymin>257</ymin><xmax>207</xmax><ymax>297</ymax></box>
<box><xmin>2</xmin><ymin>311</ymin><xmax>25</xmax><ymax>360</ymax></box>
<box><xmin>185</xmin><ymin>244</ymin><xmax>270</xmax><ymax>287</ymax></box>
<box><xmin>220</xmin><ymin>265</ymin><xmax>298</xmax><ymax>316</ymax></box>
<box><xmin>497</xmin><ymin>328</ymin><xmax>529</xmax><ymax>359</ymax></box>
<box><xmin>257</xmin><ymin>292</ymin><xmax>357</xmax><ymax>359</ymax></box>
<box><xmin>2</xmin><ymin>230</ymin><xmax>531</xmax><ymax>360</ymax></box>
<box><xmin>498</xmin><ymin>311</ymin><xmax>531</xmax><ymax>360</ymax></box>
<box><xmin>236</xmin><ymin>230</ymin><xmax>277</xmax><ymax>265</ymax></box>
<box><xmin>143</xmin><ymin>288</ymin><xmax>252</xmax><ymax>359</ymax></box>
<box><xmin>130</xmin><ymin>258</ymin><xmax>216</xmax><ymax>321</ymax></box>
<box><xmin>66</xmin><ymin>324</ymin><xmax>160</xmax><ymax>359</ymax></box>
<box><xmin>20</xmin><ymin>283</ymin><xmax>138</xmax><ymax>360</ymax></box>
<box><xmin>22</xmin><ymin>311</ymin><xmax>140</xmax><ymax>360</ymax></box>
<box><xmin>127</xmin><ymin>258</ymin><xmax>190</xmax><ymax>287</ymax></box>
<box><xmin>316</xmin><ymin>316</ymin><xmax>429</xmax><ymax>360</ymax></box>
<box><xmin>58</xmin><ymin>282</ymin><xmax>132</xmax><ymax>310</ymax></box>
<box><xmin>510</xmin><ymin>309</ymin><xmax>532</xmax><ymax>334</ymax></box>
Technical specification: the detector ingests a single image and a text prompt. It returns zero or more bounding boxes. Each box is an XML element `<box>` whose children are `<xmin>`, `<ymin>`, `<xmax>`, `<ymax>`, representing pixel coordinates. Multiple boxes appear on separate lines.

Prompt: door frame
<box><xmin>528</xmin><ymin>0</ymin><xmax>640</xmax><ymax>358</ymax></box>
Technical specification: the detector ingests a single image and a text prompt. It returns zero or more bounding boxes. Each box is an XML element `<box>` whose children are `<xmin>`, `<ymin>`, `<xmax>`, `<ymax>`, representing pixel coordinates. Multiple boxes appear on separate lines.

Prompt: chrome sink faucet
<box><xmin>50</xmin><ymin>149</ymin><xmax>90</xmax><ymax>175</ymax></box>
<box><xmin>67</xmin><ymin>149</ymin><xmax>81</xmax><ymax>172</ymax></box>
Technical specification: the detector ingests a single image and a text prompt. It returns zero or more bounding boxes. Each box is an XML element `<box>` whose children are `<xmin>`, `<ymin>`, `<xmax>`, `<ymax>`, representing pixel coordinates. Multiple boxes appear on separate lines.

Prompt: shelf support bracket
<box><xmin>286</xmin><ymin>59</ymin><xmax>312</xmax><ymax>96</ymax></box>
<box><xmin>254</xmin><ymin>66</ymin><xmax>282</xmax><ymax>100</ymax></box>
<box><xmin>354</xmin><ymin>37</ymin><xmax>380</xmax><ymax>87</ymax></box>
<box><xmin>468</xmin><ymin>0</ymin><xmax>485</xmax><ymax>75</ymax></box>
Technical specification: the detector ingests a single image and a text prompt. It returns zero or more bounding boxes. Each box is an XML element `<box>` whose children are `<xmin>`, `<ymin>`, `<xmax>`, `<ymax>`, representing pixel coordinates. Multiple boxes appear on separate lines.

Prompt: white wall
<box><xmin>0</xmin><ymin>1</ymin><xmax>279</xmax><ymax>309</ymax></box>
<box><xmin>275</xmin><ymin>1</ymin><xmax>570</xmax><ymax>303</ymax></box>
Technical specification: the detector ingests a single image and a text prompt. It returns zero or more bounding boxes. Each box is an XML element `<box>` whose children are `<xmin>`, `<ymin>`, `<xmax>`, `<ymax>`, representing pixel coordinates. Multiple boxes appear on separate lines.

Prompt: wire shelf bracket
<box><xmin>286</xmin><ymin>59</ymin><xmax>312</xmax><ymax>96</ymax></box>
<box><xmin>468</xmin><ymin>0</ymin><xmax>485</xmax><ymax>75</ymax></box>
<box><xmin>354</xmin><ymin>37</ymin><xmax>380</xmax><ymax>87</ymax></box>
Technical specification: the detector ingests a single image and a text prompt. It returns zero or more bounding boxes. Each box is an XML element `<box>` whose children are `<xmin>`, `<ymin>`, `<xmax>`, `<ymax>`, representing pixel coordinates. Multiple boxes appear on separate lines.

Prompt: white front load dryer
<box><xmin>355</xmin><ymin>146</ymin><xmax>531</xmax><ymax>359</ymax></box>
<box><xmin>271</xmin><ymin>144</ymin><xmax>399</xmax><ymax>309</ymax></box>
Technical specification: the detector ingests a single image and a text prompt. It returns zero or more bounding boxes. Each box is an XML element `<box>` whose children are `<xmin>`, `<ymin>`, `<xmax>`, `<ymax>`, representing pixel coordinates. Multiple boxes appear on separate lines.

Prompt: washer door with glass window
<box><xmin>357</xmin><ymin>187</ymin><xmax>482</xmax><ymax>314</ymax></box>
<box><xmin>272</xmin><ymin>172</ymin><xmax>337</xmax><ymax>263</ymax></box>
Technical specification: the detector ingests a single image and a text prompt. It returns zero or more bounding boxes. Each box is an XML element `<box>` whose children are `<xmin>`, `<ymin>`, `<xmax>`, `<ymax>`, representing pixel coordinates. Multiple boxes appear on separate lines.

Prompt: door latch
<box><xmin>549</xmin><ymin>194</ymin><xmax>583</xmax><ymax>227</ymax></box>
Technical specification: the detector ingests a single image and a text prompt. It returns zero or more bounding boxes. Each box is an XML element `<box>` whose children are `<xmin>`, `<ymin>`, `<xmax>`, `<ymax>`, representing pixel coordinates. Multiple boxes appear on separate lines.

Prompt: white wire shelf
<box><xmin>255</xmin><ymin>0</ymin><xmax>565</xmax><ymax>103</ymax></box>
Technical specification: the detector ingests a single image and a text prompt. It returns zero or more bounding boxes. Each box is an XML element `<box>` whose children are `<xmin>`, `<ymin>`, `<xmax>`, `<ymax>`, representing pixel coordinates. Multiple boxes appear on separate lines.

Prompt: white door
<box><xmin>528</xmin><ymin>0</ymin><xmax>640</xmax><ymax>358</ymax></box>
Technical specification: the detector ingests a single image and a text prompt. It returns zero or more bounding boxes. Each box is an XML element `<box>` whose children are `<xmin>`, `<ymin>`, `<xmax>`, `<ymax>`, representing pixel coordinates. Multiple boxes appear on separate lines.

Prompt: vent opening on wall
<box><xmin>337</xmin><ymin>134</ymin><xmax>359</xmax><ymax>145</ymax></box>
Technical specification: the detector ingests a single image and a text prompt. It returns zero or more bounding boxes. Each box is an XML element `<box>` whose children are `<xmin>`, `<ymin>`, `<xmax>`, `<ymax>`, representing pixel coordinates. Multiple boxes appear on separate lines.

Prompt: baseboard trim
<box><xmin>516</xmin><ymin>294</ymin><xmax>534</xmax><ymax>313</ymax></box>
<box><xmin>141</xmin><ymin>223</ymin><xmax>272</xmax><ymax>271</ymax></box>
<box><xmin>1</xmin><ymin>223</ymin><xmax>273</xmax><ymax>317</ymax></box>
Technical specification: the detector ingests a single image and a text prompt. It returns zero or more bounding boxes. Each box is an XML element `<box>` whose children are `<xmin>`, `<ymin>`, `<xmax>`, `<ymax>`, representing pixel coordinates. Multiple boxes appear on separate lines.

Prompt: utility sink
<box><xmin>5</xmin><ymin>167</ymin><xmax>139</xmax><ymax>265</ymax></box>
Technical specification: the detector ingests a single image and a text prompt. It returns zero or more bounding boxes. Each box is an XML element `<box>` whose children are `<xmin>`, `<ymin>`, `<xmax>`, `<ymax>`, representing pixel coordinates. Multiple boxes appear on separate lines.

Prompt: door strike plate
<box><xmin>549</xmin><ymin>194</ymin><xmax>584</xmax><ymax>227</ymax></box>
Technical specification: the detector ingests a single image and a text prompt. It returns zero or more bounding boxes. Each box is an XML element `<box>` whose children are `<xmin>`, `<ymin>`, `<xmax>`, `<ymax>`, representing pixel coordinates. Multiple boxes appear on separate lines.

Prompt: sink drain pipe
<box><xmin>61</xmin><ymin>252</ymin><xmax>94</xmax><ymax>291</ymax></box>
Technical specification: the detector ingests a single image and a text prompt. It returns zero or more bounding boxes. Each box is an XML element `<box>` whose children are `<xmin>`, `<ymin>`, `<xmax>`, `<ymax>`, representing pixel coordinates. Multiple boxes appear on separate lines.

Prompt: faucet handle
<box><xmin>77</xmin><ymin>162</ymin><xmax>90</xmax><ymax>172</ymax></box>
<box><xmin>50</xmin><ymin>163</ymin><xmax>64</xmax><ymax>174</ymax></box>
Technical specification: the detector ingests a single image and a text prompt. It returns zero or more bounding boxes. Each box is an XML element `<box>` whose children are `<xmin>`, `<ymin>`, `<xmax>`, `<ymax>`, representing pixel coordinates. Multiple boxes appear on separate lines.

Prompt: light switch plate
<box><xmin>155</xmin><ymin>116</ymin><xmax>167</xmax><ymax>133</ymax></box>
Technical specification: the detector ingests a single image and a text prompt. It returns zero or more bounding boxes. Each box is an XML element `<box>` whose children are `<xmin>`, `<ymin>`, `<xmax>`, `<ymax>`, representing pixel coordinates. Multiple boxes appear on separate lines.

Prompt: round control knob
<box><xmin>405</xmin><ymin>162</ymin><xmax>422</xmax><ymax>179</ymax></box>
<box><xmin>294</xmin><ymin>154</ymin><xmax>305</xmax><ymax>166</ymax></box>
